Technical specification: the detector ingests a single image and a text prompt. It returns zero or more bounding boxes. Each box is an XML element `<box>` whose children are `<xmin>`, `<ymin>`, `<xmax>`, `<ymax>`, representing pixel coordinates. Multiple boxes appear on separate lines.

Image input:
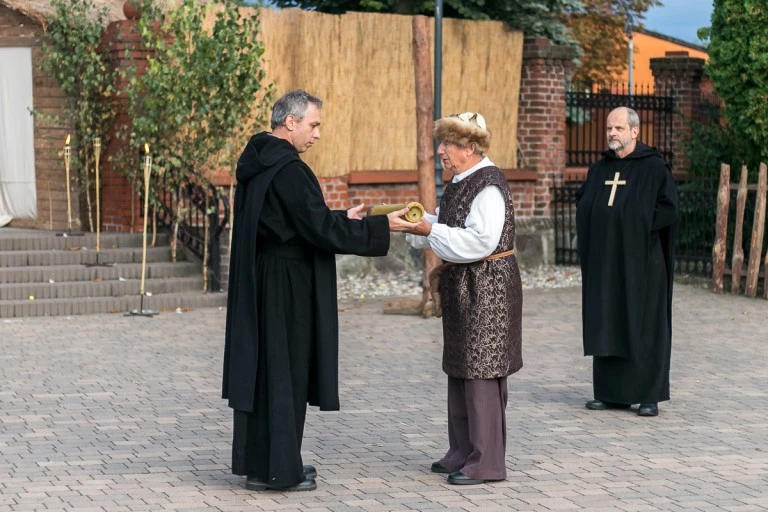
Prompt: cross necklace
<box><xmin>604</xmin><ymin>171</ymin><xmax>626</xmax><ymax>207</ymax></box>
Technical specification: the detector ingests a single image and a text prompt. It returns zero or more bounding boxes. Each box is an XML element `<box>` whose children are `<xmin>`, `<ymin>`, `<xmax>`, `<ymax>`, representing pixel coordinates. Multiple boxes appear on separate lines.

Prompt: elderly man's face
<box><xmin>606</xmin><ymin>109</ymin><xmax>638</xmax><ymax>156</ymax></box>
<box><xmin>437</xmin><ymin>141</ymin><xmax>473</xmax><ymax>175</ymax></box>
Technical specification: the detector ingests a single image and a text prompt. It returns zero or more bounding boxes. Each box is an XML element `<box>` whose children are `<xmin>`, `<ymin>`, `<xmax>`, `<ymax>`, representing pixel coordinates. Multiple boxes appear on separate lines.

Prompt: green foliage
<box><xmin>569</xmin><ymin>0</ymin><xmax>661</xmax><ymax>87</ymax></box>
<box><xmin>274</xmin><ymin>0</ymin><xmax>585</xmax><ymax>45</ymax></box>
<box><xmin>706</xmin><ymin>0</ymin><xmax>768</xmax><ymax>163</ymax></box>
<box><xmin>127</xmin><ymin>0</ymin><xmax>273</xmax><ymax>183</ymax></box>
<box><xmin>38</xmin><ymin>0</ymin><xmax>118</xmax><ymax>228</ymax></box>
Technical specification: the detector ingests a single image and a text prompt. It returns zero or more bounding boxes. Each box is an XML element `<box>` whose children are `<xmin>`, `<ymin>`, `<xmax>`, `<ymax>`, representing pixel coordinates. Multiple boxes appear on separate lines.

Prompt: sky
<box><xmin>641</xmin><ymin>0</ymin><xmax>715</xmax><ymax>46</ymax></box>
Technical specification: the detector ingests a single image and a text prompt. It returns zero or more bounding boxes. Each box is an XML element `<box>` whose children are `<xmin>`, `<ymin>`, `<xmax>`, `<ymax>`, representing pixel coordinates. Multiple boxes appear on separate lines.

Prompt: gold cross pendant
<box><xmin>604</xmin><ymin>171</ymin><xmax>627</xmax><ymax>207</ymax></box>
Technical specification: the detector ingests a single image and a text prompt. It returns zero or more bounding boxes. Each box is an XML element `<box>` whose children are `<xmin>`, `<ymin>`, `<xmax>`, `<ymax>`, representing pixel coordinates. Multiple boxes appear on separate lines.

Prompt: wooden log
<box><xmin>745</xmin><ymin>163</ymin><xmax>767</xmax><ymax>297</ymax></box>
<box><xmin>731</xmin><ymin>165</ymin><xmax>748</xmax><ymax>294</ymax></box>
<box><xmin>411</xmin><ymin>15</ymin><xmax>441</xmax><ymax>317</ymax></box>
<box><xmin>712</xmin><ymin>163</ymin><xmax>730</xmax><ymax>293</ymax></box>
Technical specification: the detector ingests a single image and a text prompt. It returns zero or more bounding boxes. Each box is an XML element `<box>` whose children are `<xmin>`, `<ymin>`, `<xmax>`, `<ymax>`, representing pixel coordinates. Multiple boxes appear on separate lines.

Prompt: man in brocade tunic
<box><xmin>397</xmin><ymin>112</ymin><xmax>523</xmax><ymax>485</ymax></box>
<box><xmin>576</xmin><ymin>107</ymin><xmax>678</xmax><ymax>418</ymax></box>
<box><xmin>222</xmin><ymin>90</ymin><xmax>407</xmax><ymax>492</ymax></box>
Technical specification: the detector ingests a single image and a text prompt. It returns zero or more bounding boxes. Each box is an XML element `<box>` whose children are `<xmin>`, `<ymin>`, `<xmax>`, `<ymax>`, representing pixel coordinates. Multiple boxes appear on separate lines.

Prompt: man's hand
<box><xmin>387</xmin><ymin>207</ymin><xmax>432</xmax><ymax>236</ymax></box>
<box><xmin>347</xmin><ymin>203</ymin><xmax>366</xmax><ymax>220</ymax></box>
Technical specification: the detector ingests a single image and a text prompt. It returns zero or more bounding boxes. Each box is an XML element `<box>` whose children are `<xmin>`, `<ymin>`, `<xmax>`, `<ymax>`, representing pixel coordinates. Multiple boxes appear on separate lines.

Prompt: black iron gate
<box><xmin>566</xmin><ymin>84</ymin><xmax>675</xmax><ymax>167</ymax></box>
<box><xmin>552</xmin><ymin>180</ymin><xmax>719</xmax><ymax>278</ymax></box>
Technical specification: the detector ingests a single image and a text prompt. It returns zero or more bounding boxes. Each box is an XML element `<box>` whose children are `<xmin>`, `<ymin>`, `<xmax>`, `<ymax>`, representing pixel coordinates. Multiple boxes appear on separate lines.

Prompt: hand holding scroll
<box><xmin>388</xmin><ymin>214</ymin><xmax>432</xmax><ymax>236</ymax></box>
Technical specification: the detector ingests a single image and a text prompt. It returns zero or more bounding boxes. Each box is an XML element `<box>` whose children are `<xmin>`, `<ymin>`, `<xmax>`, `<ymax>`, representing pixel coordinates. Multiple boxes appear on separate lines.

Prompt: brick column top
<box><xmin>523</xmin><ymin>37</ymin><xmax>578</xmax><ymax>64</ymax></box>
<box><xmin>650</xmin><ymin>56</ymin><xmax>706</xmax><ymax>77</ymax></box>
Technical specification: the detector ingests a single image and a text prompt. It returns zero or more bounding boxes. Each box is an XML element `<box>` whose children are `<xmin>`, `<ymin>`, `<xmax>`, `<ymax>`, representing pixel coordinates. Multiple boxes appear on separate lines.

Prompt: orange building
<box><xmin>622</xmin><ymin>28</ymin><xmax>708</xmax><ymax>89</ymax></box>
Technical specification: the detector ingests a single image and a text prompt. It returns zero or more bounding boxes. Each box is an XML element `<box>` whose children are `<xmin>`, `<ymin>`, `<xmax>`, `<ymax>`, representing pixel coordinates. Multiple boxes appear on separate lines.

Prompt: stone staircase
<box><xmin>0</xmin><ymin>229</ymin><xmax>227</xmax><ymax>317</ymax></box>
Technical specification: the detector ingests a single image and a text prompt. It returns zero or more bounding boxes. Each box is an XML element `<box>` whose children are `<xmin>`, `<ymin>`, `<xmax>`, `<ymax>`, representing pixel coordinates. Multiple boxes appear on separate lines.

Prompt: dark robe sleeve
<box><xmin>652</xmin><ymin>166</ymin><xmax>679</xmax><ymax>231</ymax></box>
<box><xmin>270</xmin><ymin>163</ymin><xmax>390</xmax><ymax>256</ymax></box>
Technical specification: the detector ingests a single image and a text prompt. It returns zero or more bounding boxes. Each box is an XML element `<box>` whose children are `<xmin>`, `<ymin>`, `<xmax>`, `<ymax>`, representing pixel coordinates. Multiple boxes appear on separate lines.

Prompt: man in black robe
<box><xmin>222</xmin><ymin>90</ymin><xmax>407</xmax><ymax>491</ymax></box>
<box><xmin>576</xmin><ymin>106</ymin><xmax>678</xmax><ymax>417</ymax></box>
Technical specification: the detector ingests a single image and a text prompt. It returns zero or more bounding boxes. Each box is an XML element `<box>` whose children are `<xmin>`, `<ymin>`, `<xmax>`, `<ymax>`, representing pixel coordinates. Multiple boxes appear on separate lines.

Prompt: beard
<box><xmin>608</xmin><ymin>138</ymin><xmax>627</xmax><ymax>151</ymax></box>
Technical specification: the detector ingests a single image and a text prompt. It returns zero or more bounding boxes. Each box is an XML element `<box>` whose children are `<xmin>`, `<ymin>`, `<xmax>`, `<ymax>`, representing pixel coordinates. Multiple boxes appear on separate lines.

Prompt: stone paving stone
<box><xmin>2</xmin><ymin>285</ymin><xmax>768</xmax><ymax>510</ymax></box>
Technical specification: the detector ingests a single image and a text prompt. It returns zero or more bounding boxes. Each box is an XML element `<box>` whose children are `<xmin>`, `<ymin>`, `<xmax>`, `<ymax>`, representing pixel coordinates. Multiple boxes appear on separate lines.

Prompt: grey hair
<box><xmin>270</xmin><ymin>90</ymin><xmax>323</xmax><ymax>129</ymax></box>
<box><xmin>626</xmin><ymin>108</ymin><xmax>640</xmax><ymax>129</ymax></box>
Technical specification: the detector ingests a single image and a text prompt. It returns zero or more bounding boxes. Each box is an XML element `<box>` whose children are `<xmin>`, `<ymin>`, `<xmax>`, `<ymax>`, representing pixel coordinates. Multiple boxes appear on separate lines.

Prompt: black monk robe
<box><xmin>576</xmin><ymin>142</ymin><xmax>678</xmax><ymax>404</ymax></box>
<box><xmin>222</xmin><ymin>132</ymin><xmax>389</xmax><ymax>485</ymax></box>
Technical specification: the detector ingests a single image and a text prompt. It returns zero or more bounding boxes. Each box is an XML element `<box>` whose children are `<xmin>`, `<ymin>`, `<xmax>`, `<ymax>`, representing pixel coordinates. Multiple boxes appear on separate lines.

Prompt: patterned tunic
<box><xmin>438</xmin><ymin>166</ymin><xmax>523</xmax><ymax>379</ymax></box>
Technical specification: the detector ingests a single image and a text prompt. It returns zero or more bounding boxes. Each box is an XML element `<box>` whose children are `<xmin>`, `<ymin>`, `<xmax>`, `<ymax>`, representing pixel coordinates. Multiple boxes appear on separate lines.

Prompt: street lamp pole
<box><xmin>626</xmin><ymin>13</ymin><xmax>634</xmax><ymax>97</ymax></box>
<box><xmin>434</xmin><ymin>0</ymin><xmax>444</xmax><ymax>200</ymax></box>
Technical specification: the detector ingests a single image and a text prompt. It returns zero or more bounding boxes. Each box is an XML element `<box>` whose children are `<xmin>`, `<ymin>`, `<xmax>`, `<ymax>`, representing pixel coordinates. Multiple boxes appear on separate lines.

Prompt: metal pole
<box><xmin>626</xmin><ymin>14</ymin><xmax>634</xmax><ymax>97</ymax></box>
<box><xmin>434</xmin><ymin>0</ymin><xmax>443</xmax><ymax>201</ymax></box>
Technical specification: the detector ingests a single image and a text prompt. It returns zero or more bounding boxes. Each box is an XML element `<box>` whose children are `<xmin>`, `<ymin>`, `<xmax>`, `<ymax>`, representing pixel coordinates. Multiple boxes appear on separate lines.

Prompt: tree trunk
<box><xmin>731</xmin><ymin>165</ymin><xmax>748</xmax><ymax>294</ymax></box>
<box><xmin>712</xmin><ymin>163</ymin><xmax>730</xmax><ymax>293</ymax></box>
<box><xmin>745</xmin><ymin>163</ymin><xmax>767</xmax><ymax>297</ymax></box>
<box><xmin>412</xmin><ymin>15</ymin><xmax>440</xmax><ymax>317</ymax></box>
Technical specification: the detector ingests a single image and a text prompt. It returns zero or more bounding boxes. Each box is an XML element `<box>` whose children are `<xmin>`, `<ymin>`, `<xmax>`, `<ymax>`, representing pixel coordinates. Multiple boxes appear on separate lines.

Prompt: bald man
<box><xmin>575</xmin><ymin>107</ymin><xmax>679</xmax><ymax>418</ymax></box>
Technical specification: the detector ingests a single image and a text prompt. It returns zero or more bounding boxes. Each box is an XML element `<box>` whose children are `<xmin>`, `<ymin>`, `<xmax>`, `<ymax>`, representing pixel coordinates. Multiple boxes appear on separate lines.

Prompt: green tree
<box><xmin>273</xmin><ymin>0</ymin><xmax>585</xmax><ymax>45</ymax></box>
<box><xmin>39</xmin><ymin>0</ymin><xmax>118</xmax><ymax>231</ymax></box>
<box><xmin>122</xmin><ymin>0</ymin><xmax>273</xmax><ymax>259</ymax></box>
<box><xmin>127</xmin><ymin>0</ymin><xmax>272</xmax><ymax>181</ymax></box>
<box><xmin>706</xmin><ymin>0</ymin><xmax>768</xmax><ymax>164</ymax></box>
<box><xmin>569</xmin><ymin>0</ymin><xmax>661</xmax><ymax>87</ymax></box>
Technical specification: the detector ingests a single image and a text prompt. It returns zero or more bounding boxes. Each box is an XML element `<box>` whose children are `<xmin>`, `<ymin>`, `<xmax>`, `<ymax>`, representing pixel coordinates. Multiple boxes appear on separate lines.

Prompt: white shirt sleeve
<box><xmin>425</xmin><ymin>186</ymin><xmax>505</xmax><ymax>263</ymax></box>
<box><xmin>405</xmin><ymin>210</ymin><xmax>439</xmax><ymax>249</ymax></box>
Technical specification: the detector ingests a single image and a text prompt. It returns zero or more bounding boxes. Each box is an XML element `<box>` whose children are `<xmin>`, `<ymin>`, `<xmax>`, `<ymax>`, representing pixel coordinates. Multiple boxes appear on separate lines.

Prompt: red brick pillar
<box><xmin>651</xmin><ymin>52</ymin><xmax>706</xmax><ymax>173</ymax></box>
<box><xmin>517</xmin><ymin>38</ymin><xmax>576</xmax><ymax>218</ymax></box>
<box><xmin>99</xmin><ymin>9</ymin><xmax>152</xmax><ymax>232</ymax></box>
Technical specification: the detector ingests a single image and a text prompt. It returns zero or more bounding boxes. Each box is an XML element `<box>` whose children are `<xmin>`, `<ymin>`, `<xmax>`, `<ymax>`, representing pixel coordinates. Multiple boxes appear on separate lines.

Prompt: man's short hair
<box><xmin>270</xmin><ymin>90</ymin><xmax>323</xmax><ymax>130</ymax></box>
<box><xmin>627</xmin><ymin>108</ymin><xmax>640</xmax><ymax>129</ymax></box>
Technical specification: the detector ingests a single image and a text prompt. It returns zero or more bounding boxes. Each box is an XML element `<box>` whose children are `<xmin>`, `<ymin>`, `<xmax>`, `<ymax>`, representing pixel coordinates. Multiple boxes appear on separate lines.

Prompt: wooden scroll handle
<box><xmin>365</xmin><ymin>202</ymin><xmax>425</xmax><ymax>223</ymax></box>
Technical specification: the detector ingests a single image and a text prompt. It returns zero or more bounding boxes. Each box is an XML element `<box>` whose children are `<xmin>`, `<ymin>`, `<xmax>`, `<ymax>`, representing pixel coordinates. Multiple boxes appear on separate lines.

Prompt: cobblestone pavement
<box><xmin>1</xmin><ymin>284</ymin><xmax>767</xmax><ymax>511</ymax></box>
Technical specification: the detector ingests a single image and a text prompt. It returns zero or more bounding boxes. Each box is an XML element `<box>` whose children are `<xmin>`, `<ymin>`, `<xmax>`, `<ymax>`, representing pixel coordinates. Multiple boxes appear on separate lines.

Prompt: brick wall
<box><xmin>1</xmin><ymin>5</ymin><xmax>80</xmax><ymax>231</ymax></box>
<box><xmin>517</xmin><ymin>38</ymin><xmax>576</xmax><ymax>219</ymax></box>
<box><xmin>651</xmin><ymin>54</ymin><xmax>706</xmax><ymax>173</ymax></box>
<box><xmin>99</xmin><ymin>20</ymin><xmax>146</xmax><ymax>233</ymax></box>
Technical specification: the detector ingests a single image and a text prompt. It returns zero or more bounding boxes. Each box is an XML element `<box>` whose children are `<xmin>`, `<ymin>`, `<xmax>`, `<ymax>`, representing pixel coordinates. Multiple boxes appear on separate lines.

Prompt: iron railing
<box><xmin>566</xmin><ymin>83</ymin><xmax>675</xmax><ymax>167</ymax></box>
<box><xmin>154</xmin><ymin>170</ymin><xmax>230</xmax><ymax>291</ymax></box>
<box><xmin>552</xmin><ymin>180</ymin><xmax>719</xmax><ymax>278</ymax></box>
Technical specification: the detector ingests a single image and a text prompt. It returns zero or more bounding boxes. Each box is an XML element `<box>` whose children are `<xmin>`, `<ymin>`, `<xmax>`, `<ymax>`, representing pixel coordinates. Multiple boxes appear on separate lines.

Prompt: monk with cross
<box><xmin>575</xmin><ymin>106</ymin><xmax>679</xmax><ymax>418</ymax></box>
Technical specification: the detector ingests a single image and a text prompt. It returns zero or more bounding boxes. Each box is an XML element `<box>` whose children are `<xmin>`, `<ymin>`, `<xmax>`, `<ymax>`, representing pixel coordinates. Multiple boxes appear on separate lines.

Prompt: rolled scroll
<box><xmin>366</xmin><ymin>202</ymin><xmax>425</xmax><ymax>223</ymax></box>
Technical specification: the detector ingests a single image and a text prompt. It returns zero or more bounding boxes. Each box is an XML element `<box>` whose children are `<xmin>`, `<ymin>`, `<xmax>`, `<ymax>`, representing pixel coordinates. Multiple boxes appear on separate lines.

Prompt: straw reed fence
<box><xmin>244</xmin><ymin>8</ymin><xmax>523</xmax><ymax>178</ymax></box>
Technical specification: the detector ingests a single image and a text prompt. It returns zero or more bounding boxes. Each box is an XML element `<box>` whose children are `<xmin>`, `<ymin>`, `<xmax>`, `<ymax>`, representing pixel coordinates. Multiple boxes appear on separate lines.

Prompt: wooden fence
<box><xmin>712</xmin><ymin>163</ymin><xmax>768</xmax><ymax>297</ymax></box>
<box><xmin>246</xmin><ymin>8</ymin><xmax>524</xmax><ymax>178</ymax></box>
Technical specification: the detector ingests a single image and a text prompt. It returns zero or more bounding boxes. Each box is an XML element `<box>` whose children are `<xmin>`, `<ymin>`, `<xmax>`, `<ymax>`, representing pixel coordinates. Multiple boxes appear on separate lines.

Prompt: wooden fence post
<box><xmin>712</xmin><ymin>163</ymin><xmax>730</xmax><ymax>293</ymax></box>
<box><xmin>745</xmin><ymin>163</ymin><xmax>767</xmax><ymax>297</ymax></box>
<box><xmin>731</xmin><ymin>165</ymin><xmax>748</xmax><ymax>294</ymax></box>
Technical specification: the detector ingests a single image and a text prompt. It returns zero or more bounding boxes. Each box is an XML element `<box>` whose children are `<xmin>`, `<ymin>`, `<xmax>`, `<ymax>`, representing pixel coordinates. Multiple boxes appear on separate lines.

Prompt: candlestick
<box><xmin>85</xmin><ymin>137</ymin><xmax>112</xmax><ymax>267</ymax></box>
<box><xmin>127</xmin><ymin>143</ymin><xmax>155</xmax><ymax>317</ymax></box>
<box><xmin>64</xmin><ymin>134</ymin><xmax>72</xmax><ymax>232</ymax></box>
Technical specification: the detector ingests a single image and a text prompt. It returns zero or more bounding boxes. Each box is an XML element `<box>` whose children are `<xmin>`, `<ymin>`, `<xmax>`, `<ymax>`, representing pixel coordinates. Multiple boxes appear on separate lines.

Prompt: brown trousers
<box><xmin>437</xmin><ymin>376</ymin><xmax>508</xmax><ymax>480</ymax></box>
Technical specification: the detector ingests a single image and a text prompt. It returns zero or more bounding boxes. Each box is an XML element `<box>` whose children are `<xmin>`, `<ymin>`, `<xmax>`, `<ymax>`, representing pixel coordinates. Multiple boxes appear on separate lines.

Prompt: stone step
<box><xmin>0</xmin><ymin>246</ymin><xmax>178</xmax><ymax>268</ymax></box>
<box><xmin>0</xmin><ymin>232</ymin><xmax>170</xmax><ymax>251</ymax></box>
<box><xmin>0</xmin><ymin>276</ymin><xmax>204</xmax><ymax>301</ymax></box>
<box><xmin>0</xmin><ymin>261</ymin><xmax>200</xmax><ymax>284</ymax></box>
<box><xmin>0</xmin><ymin>291</ymin><xmax>227</xmax><ymax>318</ymax></box>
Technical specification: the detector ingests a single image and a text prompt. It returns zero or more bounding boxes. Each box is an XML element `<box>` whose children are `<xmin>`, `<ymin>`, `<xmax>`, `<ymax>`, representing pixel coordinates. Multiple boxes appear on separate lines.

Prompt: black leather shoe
<box><xmin>638</xmin><ymin>403</ymin><xmax>659</xmax><ymax>416</ymax></box>
<box><xmin>303</xmin><ymin>465</ymin><xmax>317</xmax><ymax>478</ymax></box>
<box><xmin>431</xmin><ymin>462</ymin><xmax>451</xmax><ymax>474</ymax></box>
<box><xmin>585</xmin><ymin>399</ymin><xmax>631</xmax><ymax>410</ymax></box>
<box><xmin>245</xmin><ymin>476</ymin><xmax>317</xmax><ymax>492</ymax></box>
<box><xmin>447</xmin><ymin>471</ymin><xmax>487</xmax><ymax>485</ymax></box>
